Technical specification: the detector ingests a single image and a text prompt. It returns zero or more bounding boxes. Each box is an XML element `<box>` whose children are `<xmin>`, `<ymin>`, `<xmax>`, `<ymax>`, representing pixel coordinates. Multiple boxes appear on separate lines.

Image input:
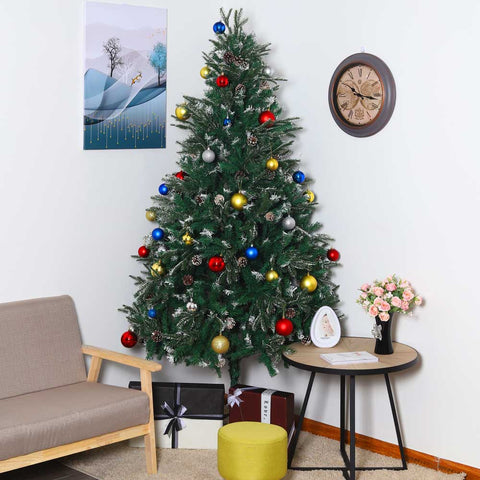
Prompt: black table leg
<box><xmin>288</xmin><ymin>371</ymin><xmax>316</xmax><ymax>468</ymax></box>
<box><xmin>385</xmin><ymin>373</ymin><xmax>407</xmax><ymax>469</ymax></box>
<box><xmin>349</xmin><ymin>375</ymin><xmax>356</xmax><ymax>480</ymax></box>
<box><xmin>340</xmin><ymin>375</ymin><xmax>346</xmax><ymax>451</ymax></box>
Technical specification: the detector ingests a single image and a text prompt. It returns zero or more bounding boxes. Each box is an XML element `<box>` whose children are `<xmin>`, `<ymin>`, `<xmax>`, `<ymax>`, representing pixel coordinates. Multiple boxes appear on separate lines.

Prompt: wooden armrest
<box><xmin>82</xmin><ymin>345</ymin><xmax>162</xmax><ymax>372</ymax></box>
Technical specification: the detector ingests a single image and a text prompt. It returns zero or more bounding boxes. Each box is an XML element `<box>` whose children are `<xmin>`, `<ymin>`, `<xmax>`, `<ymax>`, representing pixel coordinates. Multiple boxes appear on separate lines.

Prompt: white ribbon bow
<box><xmin>227</xmin><ymin>386</ymin><xmax>258</xmax><ymax>408</ymax></box>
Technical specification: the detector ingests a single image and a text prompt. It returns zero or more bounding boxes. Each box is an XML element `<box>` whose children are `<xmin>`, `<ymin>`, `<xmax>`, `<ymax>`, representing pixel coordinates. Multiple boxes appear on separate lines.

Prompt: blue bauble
<box><xmin>152</xmin><ymin>228</ymin><xmax>164</xmax><ymax>241</ymax></box>
<box><xmin>223</xmin><ymin>117</ymin><xmax>232</xmax><ymax>127</ymax></box>
<box><xmin>148</xmin><ymin>309</ymin><xmax>157</xmax><ymax>318</ymax></box>
<box><xmin>245</xmin><ymin>246</ymin><xmax>259</xmax><ymax>260</ymax></box>
<box><xmin>158</xmin><ymin>183</ymin><xmax>169</xmax><ymax>195</ymax></box>
<box><xmin>213</xmin><ymin>21</ymin><xmax>226</xmax><ymax>34</ymax></box>
<box><xmin>293</xmin><ymin>171</ymin><xmax>306</xmax><ymax>184</ymax></box>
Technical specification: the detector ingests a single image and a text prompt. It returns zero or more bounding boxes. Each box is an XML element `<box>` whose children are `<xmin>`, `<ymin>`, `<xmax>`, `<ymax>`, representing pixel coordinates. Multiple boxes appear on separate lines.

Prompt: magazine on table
<box><xmin>320</xmin><ymin>351</ymin><xmax>378</xmax><ymax>365</ymax></box>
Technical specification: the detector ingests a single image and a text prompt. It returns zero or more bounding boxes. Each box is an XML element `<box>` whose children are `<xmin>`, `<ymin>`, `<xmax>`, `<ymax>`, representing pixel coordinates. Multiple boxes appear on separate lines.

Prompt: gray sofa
<box><xmin>0</xmin><ymin>295</ymin><xmax>161</xmax><ymax>474</ymax></box>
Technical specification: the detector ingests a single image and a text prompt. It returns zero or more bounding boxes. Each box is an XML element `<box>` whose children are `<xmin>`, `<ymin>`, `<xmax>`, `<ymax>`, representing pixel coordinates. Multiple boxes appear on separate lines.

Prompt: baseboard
<box><xmin>301</xmin><ymin>417</ymin><xmax>480</xmax><ymax>480</ymax></box>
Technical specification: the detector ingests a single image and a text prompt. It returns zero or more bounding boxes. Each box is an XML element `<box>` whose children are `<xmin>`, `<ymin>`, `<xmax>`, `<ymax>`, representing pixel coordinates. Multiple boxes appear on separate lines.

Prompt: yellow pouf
<box><xmin>218</xmin><ymin>421</ymin><xmax>288</xmax><ymax>480</ymax></box>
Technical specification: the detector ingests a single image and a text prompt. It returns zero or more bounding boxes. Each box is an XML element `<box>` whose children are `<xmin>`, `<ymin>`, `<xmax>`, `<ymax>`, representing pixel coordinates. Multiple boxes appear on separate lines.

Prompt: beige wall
<box><xmin>1</xmin><ymin>0</ymin><xmax>479</xmax><ymax>469</ymax></box>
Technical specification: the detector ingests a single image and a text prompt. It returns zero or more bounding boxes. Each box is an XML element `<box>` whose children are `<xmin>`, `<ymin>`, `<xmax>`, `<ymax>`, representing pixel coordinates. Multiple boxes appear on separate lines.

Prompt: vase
<box><xmin>374</xmin><ymin>314</ymin><xmax>395</xmax><ymax>355</ymax></box>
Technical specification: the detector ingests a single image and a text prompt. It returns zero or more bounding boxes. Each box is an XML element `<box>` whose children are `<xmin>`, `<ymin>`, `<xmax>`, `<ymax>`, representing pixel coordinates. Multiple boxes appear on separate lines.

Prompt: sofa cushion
<box><xmin>0</xmin><ymin>381</ymin><xmax>150</xmax><ymax>460</ymax></box>
<box><xmin>0</xmin><ymin>295</ymin><xmax>86</xmax><ymax>400</ymax></box>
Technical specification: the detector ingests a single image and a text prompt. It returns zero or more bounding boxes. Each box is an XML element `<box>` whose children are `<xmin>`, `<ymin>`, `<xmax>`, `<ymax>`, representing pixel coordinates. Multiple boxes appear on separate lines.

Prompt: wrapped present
<box><xmin>227</xmin><ymin>384</ymin><xmax>295</xmax><ymax>443</ymax></box>
<box><xmin>129</xmin><ymin>381</ymin><xmax>225</xmax><ymax>449</ymax></box>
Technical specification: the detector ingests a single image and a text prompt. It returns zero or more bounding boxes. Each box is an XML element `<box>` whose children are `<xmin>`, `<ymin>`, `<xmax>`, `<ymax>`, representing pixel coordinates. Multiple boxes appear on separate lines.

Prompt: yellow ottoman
<box><xmin>218</xmin><ymin>421</ymin><xmax>288</xmax><ymax>480</ymax></box>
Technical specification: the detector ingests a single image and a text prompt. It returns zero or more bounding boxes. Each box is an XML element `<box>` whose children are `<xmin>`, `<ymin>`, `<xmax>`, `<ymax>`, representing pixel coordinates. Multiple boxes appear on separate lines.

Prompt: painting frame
<box><xmin>310</xmin><ymin>306</ymin><xmax>341</xmax><ymax>348</ymax></box>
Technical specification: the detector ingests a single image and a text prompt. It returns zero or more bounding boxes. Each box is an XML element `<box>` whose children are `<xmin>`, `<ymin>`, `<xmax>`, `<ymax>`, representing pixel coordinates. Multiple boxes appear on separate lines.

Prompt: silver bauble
<box><xmin>202</xmin><ymin>148</ymin><xmax>215</xmax><ymax>163</ymax></box>
<box><xmin>282</xmin><ymin>216</ymin><xmax>296</xmax><ymax>231</ymax></box>
<box><xmin>263</xmin><ymin>66</ymin><xmax>272</xmax><ymax>75</ymax></box>
<box><xmin>186</xmin><ymin>301</ymin><xmax>198</xmax><ymax>312</ymax></box>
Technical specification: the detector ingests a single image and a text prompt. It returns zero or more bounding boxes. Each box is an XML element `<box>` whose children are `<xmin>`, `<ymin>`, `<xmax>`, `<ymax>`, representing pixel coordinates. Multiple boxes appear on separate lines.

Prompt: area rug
<box><xmin>62</xmin><ymin>432</ymin><xmax>465</xmax><ymax>480</ymax></box>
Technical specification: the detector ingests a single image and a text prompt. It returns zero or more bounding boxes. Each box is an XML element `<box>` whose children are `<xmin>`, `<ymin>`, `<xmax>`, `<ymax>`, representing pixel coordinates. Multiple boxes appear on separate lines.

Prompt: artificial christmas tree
<box><xmin>121</xmin><ymin>9</ymin><xmax>340</xmax><ymax>386</ymax></box>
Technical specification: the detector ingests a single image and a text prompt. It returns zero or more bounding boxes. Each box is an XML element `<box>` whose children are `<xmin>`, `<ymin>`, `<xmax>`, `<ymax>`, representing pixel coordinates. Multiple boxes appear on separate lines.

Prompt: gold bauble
<box><xmin>200</xmin><ymin>66</ymin><xmax>211</xmax><ymax>79</ymax></box>
<box><xmin>182</xmin><ymin>232</ymin><xmax>193</xmax><ymax>245</ymax></box>
<box><xmin>265</xmin><ymin>269</ymin><xmax>279</xmax><ymax>282</ymax></box>
<box><xmin>230</xmin><ymin>193</ymin><xmax>247</xmax><ymax>211</ymax></box>
<box><xmin>145</xmin><ymin>210</ymin><xmax>156</xmax><ymax>221</ymax></box>
<box><xmin>211</xmin><ymin>335</ymin><xmax>230</xmax><ymax>354</ymax></box>
<box><xmin>305</xmin><ymin>190</ymin><xmax>315</xmax><ymax>203</ymax></box>
<box><xmin>175</xmin><ymin>104</ymin><xmax>190</xmax><ymax>120</ymax></box>
<box><xmin>151</xmin><ymin>262</ymin><xmax>165</xmax><ymax>277</ymax></box>
<box><xmin>266</xmin><ymin>157</ymin><xmax>279</xmax><ymax>171</ymax></box>
<box><xmin>300</xmin><ymin>274</ymin><xmax>317</xmax><ymax>292</ymax></box>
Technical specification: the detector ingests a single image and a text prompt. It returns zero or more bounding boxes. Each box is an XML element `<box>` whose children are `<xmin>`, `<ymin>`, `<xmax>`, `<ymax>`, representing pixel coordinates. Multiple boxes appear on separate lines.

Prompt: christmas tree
<box><xmin>121</xmin><ymin>9</ymin><xmax>340</xmax><ymax>386</ymax></box>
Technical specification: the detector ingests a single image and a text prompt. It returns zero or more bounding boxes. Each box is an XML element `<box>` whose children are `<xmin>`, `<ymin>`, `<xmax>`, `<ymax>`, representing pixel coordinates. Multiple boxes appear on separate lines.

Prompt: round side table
<box><xmin>283</xmin><ymin>336</ymin><xmax>418</xmax><ymax>480</ymax></box>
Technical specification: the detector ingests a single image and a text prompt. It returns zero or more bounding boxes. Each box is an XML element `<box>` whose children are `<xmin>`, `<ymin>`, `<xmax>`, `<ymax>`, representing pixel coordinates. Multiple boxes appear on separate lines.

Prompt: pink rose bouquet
<box><xmin>357</xmin><ymin>275</ymin><xmax>422</xmax><ymax>321</ymax></box>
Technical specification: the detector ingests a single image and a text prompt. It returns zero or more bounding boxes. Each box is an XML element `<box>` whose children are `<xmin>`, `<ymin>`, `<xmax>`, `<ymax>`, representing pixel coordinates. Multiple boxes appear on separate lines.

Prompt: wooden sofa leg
<box><xmin>141</xmin><ymin>369</ymin><xmax>158</xmax><ymax>474</ymax></box>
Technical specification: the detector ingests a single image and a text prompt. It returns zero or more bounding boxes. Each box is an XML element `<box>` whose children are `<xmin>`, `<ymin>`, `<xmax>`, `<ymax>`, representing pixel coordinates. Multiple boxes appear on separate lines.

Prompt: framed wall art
<box><xmin>84</xmin><ymin>2</ymin><xmax>167</xmax><ymax>150</ymax></box>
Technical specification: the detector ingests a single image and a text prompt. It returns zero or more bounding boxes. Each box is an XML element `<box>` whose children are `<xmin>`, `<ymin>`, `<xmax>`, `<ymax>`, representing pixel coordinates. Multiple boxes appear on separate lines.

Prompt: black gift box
<box><xmin>128</xmin><ymin>381</ymin><xmax>225</xmax><ymax>448</ymax></box>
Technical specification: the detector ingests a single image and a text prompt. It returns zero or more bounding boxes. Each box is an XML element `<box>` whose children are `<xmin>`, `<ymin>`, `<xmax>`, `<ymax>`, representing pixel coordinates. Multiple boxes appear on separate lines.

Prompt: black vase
<box><xmin>374</xmin><ymin>315</ymin><xmax>394</xmax><ymax>355</ymax></box>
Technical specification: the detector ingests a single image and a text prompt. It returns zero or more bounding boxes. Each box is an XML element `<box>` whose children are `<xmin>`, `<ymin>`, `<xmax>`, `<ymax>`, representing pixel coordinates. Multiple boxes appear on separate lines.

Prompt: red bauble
<box><xmin>175</xmin><ymin>171</ymin><xmax>186</xmax><ymax>180</ymax></box>
<box><xmin>138</xmin><ymin>246</ymin><xmax>150</xmax><ymax>258</ymax></box>
<box><xmin>208</xmin><ymin>255</ymin><xmax>226</xmax><ymax>272</ymax></box>
<box><xmin>216</xmin><ymin>75</ymin><xmax>229</xmax><ymax>87</ymax></box>
<box><xmin>275</xmin><ymin>318</ymin><xmax>294</xmax><ymax>336</ymax></box>
<box><xmin>258</xmin><ymin>110</ymin><xmax>276</xmax><ymax>126</ymax></box>
<box><xmin>327</xmin><ymin>248</ymin><xmax>340</xmax><ymax>262</ymax></box>
<box><xmin>121</xmin><ymin>330</ymin><xmax>138</xmax><ymax>348</ymax></box>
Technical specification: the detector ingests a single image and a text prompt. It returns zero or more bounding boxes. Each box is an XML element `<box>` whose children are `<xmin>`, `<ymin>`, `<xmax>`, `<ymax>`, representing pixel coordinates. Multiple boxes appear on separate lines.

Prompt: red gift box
<box><xmin>228</xmin><ymin>384</ymin><xmax>295</xmax><ymax>440</ymax></box>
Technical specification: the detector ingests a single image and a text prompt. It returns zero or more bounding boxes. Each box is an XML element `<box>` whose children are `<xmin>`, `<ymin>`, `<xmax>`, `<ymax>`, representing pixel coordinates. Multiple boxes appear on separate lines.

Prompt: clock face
<box><xmin>328</xmin><ymin>53</ymin><xmax>396</xmax><ymax>137</ymax></box>
<box><xmin>335</xmin><ymin>64</ymin><xmax>384</xmax><ymax>126</ymax></box>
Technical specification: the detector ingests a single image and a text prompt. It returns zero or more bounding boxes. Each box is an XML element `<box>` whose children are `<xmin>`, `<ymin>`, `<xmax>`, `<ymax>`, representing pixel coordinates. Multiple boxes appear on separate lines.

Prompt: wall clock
<box><xmin>328</xmin><ymin>52</ymin><xmax>396</xmax><ymax>137</ymax></box>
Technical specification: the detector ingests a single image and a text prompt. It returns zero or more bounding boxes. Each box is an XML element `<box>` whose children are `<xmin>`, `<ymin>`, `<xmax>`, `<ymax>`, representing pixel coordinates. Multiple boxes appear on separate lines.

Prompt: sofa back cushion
<box><xmin>0</xmin><ymin>295</ymin><xmax>86</xmax><ymax>399</ymax></box>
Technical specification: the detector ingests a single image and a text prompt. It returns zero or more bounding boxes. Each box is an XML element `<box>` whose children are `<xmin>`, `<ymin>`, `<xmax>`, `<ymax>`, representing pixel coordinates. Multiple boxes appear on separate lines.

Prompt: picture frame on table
<box><xmin>310</xmin><ymin>306</ymin><xmax>341</xmax><ymax>348</ymax></box>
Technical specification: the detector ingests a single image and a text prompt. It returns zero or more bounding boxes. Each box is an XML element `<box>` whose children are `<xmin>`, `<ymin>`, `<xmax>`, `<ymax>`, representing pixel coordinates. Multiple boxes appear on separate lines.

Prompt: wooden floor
<box><xmin>0</xmin><ymin>461</ymin><xmax>97</xmax><ymax>480</ymax></box>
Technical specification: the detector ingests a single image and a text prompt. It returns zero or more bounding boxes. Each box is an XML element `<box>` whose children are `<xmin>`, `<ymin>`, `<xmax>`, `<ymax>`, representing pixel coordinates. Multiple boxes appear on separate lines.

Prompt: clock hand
<box><xmin>341</xmin><ymin>82</ymin><xmax>358</xmax><ymax>94</ymax></box>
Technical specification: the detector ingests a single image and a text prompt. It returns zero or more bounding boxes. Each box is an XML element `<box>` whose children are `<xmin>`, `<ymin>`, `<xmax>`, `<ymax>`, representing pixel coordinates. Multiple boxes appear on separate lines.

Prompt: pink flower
<box><xmin>368</xmin><ymin>305</ymin><xmax>379</xmax><ymax>317</ymax></box>
<box><xmin>401</xmin><ymin>301</ymin><xmax>409</xmax><ymax>311</ymax></box>
<box><xmin>379</xmin><ymin>301</ymin><xmax>391</xmax><ymax>312</ymax></box>
<box><xmin>379</xmin><ymin>312</ymin><xmax>390</xmax><ymax>322</ymax></box>
<box><xmin>386</xmin><ymin>283</ymin><xmax>397</xmax><ymax>292</ymax></box>
<box><xmin>400</xmin><ymin>280</ymin><xmax>410</xmax><ymax>288</ymax></box>
<box><xmin>361</xmin><ymin>292</ymin><xmax>368</xmax><ymax>299</ymax></box>
<box><xmin>373</xmin><ymin>287</ymin><xmax>384</xmax><ymax>296</ymax></box>
<box><xmin>402</xmin><ymin>289</ymin><xmax>414</xmax><ymax>302</ymax></box>
<box><xmin>361</xmin><ymin>283</ymin><xmax>370</xmax><ymax>292</ymax></box>
<box><xmin>391</xmin><ymin>296</ymin><xmax>402</xmax><ymax>308</ymax></box>
<box><xmin>415</xmin><ymin>296</ymin><xmax>423</xmax><ymax>306</ymax></box>
<box><xmin>374</xmin><ymin>297</ymin><xmax>383</xmax><ymax>306</ymax></box>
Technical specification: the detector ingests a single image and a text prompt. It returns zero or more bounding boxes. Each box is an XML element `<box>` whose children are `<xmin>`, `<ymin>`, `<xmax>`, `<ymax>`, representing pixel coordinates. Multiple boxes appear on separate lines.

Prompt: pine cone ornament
<box><xmin>225</xmin><ymin>317</ymin><xmax>236</xmax><ymax>329</ymax></box>
<box><xmin>301</xmin><ymin>335</ymin><xmax>311</xmax><ymax>346</ymax></box>
<box><xmin>183</xmin><ymin>274</ymin><xmax>194</xmax><ymax>286</ymax></box>
<box><xmin>239</xmin><ymin>60</ymin><xmax>249</xmax><ymax>70</ymax></box>
<box><xmin>265</xmin><ymin>212</ymin><xmax>275</xmax><ymax>222</ymax></box>
<box><xmin>235</xmin><ymin>170</ymin><xmax>247</xmax><ymax>180</ymax></box>
<box><xmin>235</xmin><ymin>84</ymin><xmax>246</xmax><ymax>95</ymax></box>
<box><xmin>285</xmin><ymin>308</ymin><xmax>296</xmax><ymax>319</ymax></box>
<box><xmin>195</xmin><ymin>195</ymin><xmax>205</xmax><ymax>205</ymax></box>
<box><xmin>237</xmin><ymin>257</ymin><xmax>247</xmax><ymax>268</ymax></box>
<box><xmin>247</xmin><ymin>135</ymin><xmax>258</xmax><ymax>146</ymax></box>
<box><xmin>151</xmin><ymin>330</ymin><xmax>163</xmax><ymax>342</ymax></box>
<box><xmin>260</xmin><ymin>80</ymin><xmax>270</xmax><ymax>91</ymax></box>
<box><xmin>266</xmin><ymin>169</ymin><xmax>276</xmax><ymax>180</ymax></box>
<box><xmin>223</xmin><ymin>51</ymin><xmax>235</xmax><ymax>64</ymax></box>
<box><xmin>214</xmin><ymin>194</ymin><xmax>225</xmax><ymax>206</ymax></box>
<box><xmin>191</xmin><ymin>255</ymin><xmax>202</xmax><ymax>266</ymax></box>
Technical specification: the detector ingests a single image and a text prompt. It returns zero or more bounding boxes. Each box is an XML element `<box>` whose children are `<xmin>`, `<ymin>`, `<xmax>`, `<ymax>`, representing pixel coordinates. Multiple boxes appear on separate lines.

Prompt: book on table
<box><xmin>320</xmin><ymin>351</ymin><xmax>378</xmax><ymax>365</ymax></box>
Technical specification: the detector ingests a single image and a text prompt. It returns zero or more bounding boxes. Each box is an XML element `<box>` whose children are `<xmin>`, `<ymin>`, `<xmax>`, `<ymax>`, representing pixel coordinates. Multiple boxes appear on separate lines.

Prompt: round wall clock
<box><xmin>328</xmin><ymin>53</ymin><xmax>396</xmax><ymax>137</ymax></box>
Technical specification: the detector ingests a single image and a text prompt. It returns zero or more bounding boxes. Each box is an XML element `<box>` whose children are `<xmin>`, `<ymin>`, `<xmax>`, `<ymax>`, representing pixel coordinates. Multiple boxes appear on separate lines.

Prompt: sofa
<box><xmin>0</xmin><ymin>295</ymin><xmax>161</xmax><ymax>474</ymax></box>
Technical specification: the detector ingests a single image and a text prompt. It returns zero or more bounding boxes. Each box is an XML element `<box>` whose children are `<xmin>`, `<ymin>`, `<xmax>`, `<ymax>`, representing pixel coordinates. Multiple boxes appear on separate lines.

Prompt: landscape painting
<box><xmin>84</xmin><ymin>2</ymin><xmax>167</xmax><ymax>150</ymax></box>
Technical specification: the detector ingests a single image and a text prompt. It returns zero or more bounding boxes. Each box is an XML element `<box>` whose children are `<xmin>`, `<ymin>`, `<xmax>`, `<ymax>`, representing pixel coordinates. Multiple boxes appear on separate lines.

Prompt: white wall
<box><xmin>1</xmin><ymin>0</ymin><xmax>479</xmax><ymax>469</ymax></box>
